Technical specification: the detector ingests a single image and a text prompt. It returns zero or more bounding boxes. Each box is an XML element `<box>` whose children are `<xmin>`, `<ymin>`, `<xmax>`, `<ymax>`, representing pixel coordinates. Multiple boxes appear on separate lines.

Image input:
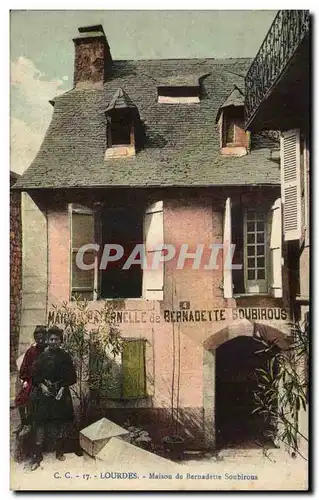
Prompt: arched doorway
<box><xmin>215</xmin><ymin>335</ymin><xmax>275</xmax><ymax>449</ymax></box>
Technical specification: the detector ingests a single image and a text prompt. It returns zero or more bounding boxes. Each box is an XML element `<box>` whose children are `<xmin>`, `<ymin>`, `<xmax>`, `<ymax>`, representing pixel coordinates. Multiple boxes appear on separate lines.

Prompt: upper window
<box><xmin>110</xmin><ymin>115</ymin><xmax>131</xmax><ymax>146</ymax></box>
<box><xmin>157</xmin><ymin>86</ymin><xmax>200</xmax><ymax>104</ymax></box>
<box><xmin>69</xmin><ymin>200</ymin><xmax>164</xmax><ymax>301</ymax></box>
<box><xmin>104</xmin><ymin>88</ymin><xmax>138</xmax><ymax>158</ymax></box>
<box><xmin>222</xmin><ymin>108</ymin><xmax>248</xmax><ymax>148</ymax></box>
<box><xmin>223</xmin><ymin>198</ymin><xmax>282</xmax><ymax>298</ymax></box>
<box><xmin>216</xmin><ymin>86</ymin><xmax>249</xmax><ymax>155</ymax></box>
<box><xmin>105</xmin><ymin>112</ymin><xmax>135</xmax><ymax>158</ymax></box>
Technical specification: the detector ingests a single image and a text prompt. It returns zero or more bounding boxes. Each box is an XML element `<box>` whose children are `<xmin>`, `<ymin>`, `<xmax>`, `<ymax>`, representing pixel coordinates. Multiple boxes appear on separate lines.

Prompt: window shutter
<box><xmin>69</xmin><ymin>204</ymin><xmax>97</xmax><ymax>300</ymax></box>
<box><xmin>143</xmin><ymin>201</ymin><xmax>164</xmax><ymax>300</ymax></box>
<box><xmin>281</xmin><ymin>130</ymin><xmax>301</xmax><ymax>241</ymax></box>
<box><xmin>223</xmin><ymin>197</ymin><xmax>233</xmax><ymax>298</ymax></box>
<box><xmin>122</xmin><ymin>339</ymin><xmax>146</xmax><ymax>398</ymax></box>
<box><xmin>304</xmin><ymin>139</ymin><xmax>310</xmax><ymax>247</ymax></box>
<box><xmin>269</xmin><ymin>198</ymin><xmax>283</xmax><ymax>298</ymax></box>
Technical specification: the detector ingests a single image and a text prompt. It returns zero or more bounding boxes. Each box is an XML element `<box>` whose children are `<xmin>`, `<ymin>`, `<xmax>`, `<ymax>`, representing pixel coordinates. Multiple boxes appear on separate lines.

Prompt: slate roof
<box><xmin>14</xmin><ymin>58</ymin><xmax>280</xmax><ymax>190</ymax></box>
<box><xmin>221</xmin><ymin>85</ymin><xmax>244</xmax><ymax>109</ymax></box>
<box><xmin>104</xmin><ymin>87</ymin><xmax>137</xmax><ymax>112</ymax></box>
<box><xmin>215</xmin><ymin>85</ymin><xmax>245</xmax><ymax>122</ymax></box>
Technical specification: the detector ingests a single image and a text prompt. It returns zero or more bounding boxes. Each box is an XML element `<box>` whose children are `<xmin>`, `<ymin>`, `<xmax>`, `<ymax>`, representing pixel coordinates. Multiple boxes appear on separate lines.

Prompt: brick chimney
<box><xmin>73</xmin><ymin>25</ymin><xmax>112</xmax><ymax>88</ymax></box>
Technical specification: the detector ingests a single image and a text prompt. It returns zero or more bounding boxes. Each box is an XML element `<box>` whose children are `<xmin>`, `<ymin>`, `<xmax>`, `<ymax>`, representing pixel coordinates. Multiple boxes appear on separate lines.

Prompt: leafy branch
<box><xmin>50</xmin><ymin>296</ymin><xmax>123</xmax><ymax>424</ymax></box>
<box><xmin>252</xmin><ymin>320</ymin><xmax>309</xmax><ymax>459</ymax></box>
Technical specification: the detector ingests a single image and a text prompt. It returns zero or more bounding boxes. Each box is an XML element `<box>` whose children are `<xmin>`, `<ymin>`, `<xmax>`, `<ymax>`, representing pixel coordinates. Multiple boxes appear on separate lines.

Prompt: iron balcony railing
<box><xmin>245</xmin><ymin>10</ymin><xmax>310</xmax><ymax>127</ymax></box>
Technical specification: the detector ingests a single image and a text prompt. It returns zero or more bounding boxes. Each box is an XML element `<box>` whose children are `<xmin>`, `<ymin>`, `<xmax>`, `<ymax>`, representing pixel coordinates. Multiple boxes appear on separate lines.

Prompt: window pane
<box><xmin>256</xmin><ymin>212</ymin><xmax>265</xmax><ymax>221</ymax></box>
<box><xmin>257</xmin><ymin>245</ymin><xmax>265</xmax><ymax>255</ymax></box>
<box><xmin>257</xmin><ymin>269</ymin><xmax>265</xmax><ymax>279</ymax></box>
<box><xmin>257</xmin><ymin>257</ymin><xmax>265</xmax><ymax>268</ymax></box>
<box><xmin>248</xmin><ymin>269</ymin><xmax>255</xmax><ymax>280</ymax></box>
<box><xmin>247</xmin><ymin>222</ymin><xmax>255</xmax><ymax>232</ymax></box>
<box><xmin>257</xmin><ymin>232</ymin><xmax>264</xmax><ymax>243</ymax></box>
<box><xmin>72</xmin><ymin>251</ymin><xmax>94</xmax><ymax>289</ymax></box>
<box><xmin>72</xmin><ymin>213</ymin><xmax>94</xmax><ymax>249</ymax></box>
<box><xmin>111</xmin><ymin>115</ymin><xmax>131</xmax><ymax>145</ymax></box>
<box><xmin>246</xmin><ymin>211</ymin><xmax>255</xmax><ymax>221</ymax></box>
<box><xmin>248</xmin><ymin>257</ymin><xmax>255</xmax><ymax>268</ymax></box>
<box><xmin>257</xmin><ymin>222</ymin><xmax>264</xmax><ymax>231</ymax></box>
<box><xmin>247</xmin><ymin>246</ymin><xmax>255</xmax><ymax>256</ymax></box>
<box><xmin>247</xmin><ymin>233</ymin><xmax>255</xmax><ymax>244</ymax></box>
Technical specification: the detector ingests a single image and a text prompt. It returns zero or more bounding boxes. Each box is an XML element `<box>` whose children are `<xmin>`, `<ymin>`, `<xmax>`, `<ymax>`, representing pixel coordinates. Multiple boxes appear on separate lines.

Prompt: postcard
<box><xmin>10</xmin><ymin>9</ymin><xmax>309</xmax><ymax>491</ymax></box>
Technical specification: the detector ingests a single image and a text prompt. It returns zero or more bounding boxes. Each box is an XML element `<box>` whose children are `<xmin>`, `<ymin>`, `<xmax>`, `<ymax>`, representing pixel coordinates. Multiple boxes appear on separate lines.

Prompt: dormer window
<box><xmin>223</xmin><ymin>107</ymin><xmax>247</xmax><ymax>148</ymax></box>
<box><xmin>109</xmin><ymin>115</ymin><xmax>131</xmax><ymax>145</ymax></box>
<box><xmin>216</xmin><ymin>85</ymin><xmax>249</xmax><ymax>156</ymax></box>
<box><xmin>158</xmin><ymin>86</ymin><xmax>200</xmax><ymax>104</ymax></box>
<box><xmin>157</xmin><ymin>74</ymin><xmax>203</xmax><ymax>104</ymax></box>
<box><xmin>104</xmin><ymin>88</ymin><xmax>137</xmax><ymax>158</ymax></box>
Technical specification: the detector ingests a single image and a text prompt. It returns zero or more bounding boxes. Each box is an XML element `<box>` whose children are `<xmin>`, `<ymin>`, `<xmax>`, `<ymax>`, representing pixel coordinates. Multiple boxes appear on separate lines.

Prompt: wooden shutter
<box><xmin>304</xmin><ymin>138</ymin><xmax>310</xmax><ymax>247</ymax></box>
<box><xmin>69</xmin><ymin>204</ymin><xmax>97</xmax><ymax>301</ymax></box>
<box><xmin>223</xmin><ymin>197</ymin><xmax>233</xmax><ymax>298</ymax></box>
<box><xmin>269</xmin><ymin>198</ymin><xmax>283</xmax><ymax>298</ymax></box>
<box><xmin>142</xmin><ymin>201</ymin><xmax>164</xmax><ymax>300</ymax></box>
<box><xmin>122</xmin><ymin>339</ymin><xmax>146</xmax><ymax>398</ymax></box>
<box><xmin>281</xmin><ymin>130</ymin><xmax>301</xmax><ymax>241</ymax></box>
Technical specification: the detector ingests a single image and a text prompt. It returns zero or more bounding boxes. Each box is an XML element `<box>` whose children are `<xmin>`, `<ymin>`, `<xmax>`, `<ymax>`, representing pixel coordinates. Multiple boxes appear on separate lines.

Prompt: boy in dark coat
<box><xmin>15</xmin><ymin>325</ymin><xmax>47</xmax><ymax>437</ymax></box>
<box><xmin>30</xmin><ymin>326</ymin><xmax>77</xmax><ymax>470</ymax></box>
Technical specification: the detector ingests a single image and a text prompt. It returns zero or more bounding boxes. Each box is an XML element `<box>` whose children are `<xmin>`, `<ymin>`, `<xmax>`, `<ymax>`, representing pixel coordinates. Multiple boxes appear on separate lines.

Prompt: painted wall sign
<box><xmin>48</xmin><ymin>307</ymin><xmax>288</xmax><ymax>326</ymax></box>
<box><xmin>164</xmin><ymin>308</ymin><xmax>288</xmax><ymax>322</ymax></box>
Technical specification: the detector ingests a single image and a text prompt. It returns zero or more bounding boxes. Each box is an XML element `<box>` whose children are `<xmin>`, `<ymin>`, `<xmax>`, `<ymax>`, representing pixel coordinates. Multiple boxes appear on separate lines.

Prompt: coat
<box><xmin>30</xmin><ymin>348</ymin><xmax>77</xmax><ymax>424</ymax></box>
<box><xmin>15</xmin><ymin>344</ymin><xmax>45</xmax><ymax>407</ymax></box>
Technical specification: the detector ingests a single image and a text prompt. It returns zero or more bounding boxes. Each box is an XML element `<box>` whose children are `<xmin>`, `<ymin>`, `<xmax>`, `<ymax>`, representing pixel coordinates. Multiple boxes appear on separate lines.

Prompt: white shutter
<box><xmin>142</xmin><ymin>201</ymin><xmax>164</xmax><ymax>300</ymax></box>
<box><xmin>69</xmin><ymin>204</ymin><xmax>98</xmax><ymax>301</ymax></box>
<box><xmin>281</xmin><ymin>129</ymin><xmax>301</xmax><ymax>241</ymax></box>
<box><xmin>223</xmin><ymin>197</ymin><xmax>233</xmax><ymax>298</ymax></box>
<box><xmin>269</xmin><ymin>198</ymin><xmax>283</xmax><ymax>298</ymax></box>
<box><xmin>304</xmin><ymin>138</ymin><xmax>310</xmax><ymax>247</ymax></box>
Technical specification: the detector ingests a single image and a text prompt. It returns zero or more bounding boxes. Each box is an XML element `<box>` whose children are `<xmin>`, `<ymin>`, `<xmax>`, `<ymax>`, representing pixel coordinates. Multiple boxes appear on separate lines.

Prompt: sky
<box><xmin>10</xmin><ymin>10</ymin><xmax>277</xmax><ymax>174</ymax></box>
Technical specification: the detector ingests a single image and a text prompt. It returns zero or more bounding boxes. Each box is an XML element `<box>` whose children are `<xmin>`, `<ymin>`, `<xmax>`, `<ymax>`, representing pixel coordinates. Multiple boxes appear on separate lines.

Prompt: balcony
<box><xmin>245</xmin><ymin>10</ymin><xmax>310</xmax><ymax>132</ymax></box>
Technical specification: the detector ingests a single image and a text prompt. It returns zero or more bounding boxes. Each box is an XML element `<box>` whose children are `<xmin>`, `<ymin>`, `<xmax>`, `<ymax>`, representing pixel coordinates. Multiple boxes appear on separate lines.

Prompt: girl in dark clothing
<box><xmin>15</xmin><ymin>325</ymin><xmax>47</xmax><ymax>437</ymax></box>
<box><xmin>30</xmin><ymin>326</ymin><xmax>76</xmax><ymax>470</ymax></box>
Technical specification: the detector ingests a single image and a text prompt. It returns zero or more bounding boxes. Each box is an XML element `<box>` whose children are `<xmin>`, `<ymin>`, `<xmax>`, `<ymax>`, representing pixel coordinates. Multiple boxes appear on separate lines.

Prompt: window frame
<box><xmin>221</xmin><ymin>109</ymin><xmax>247</xmax><ymax>149</ymax></box>
<box><xmin>243</xmin><ymin>209</ymin><xmax>268</xmax><ymax>294</ymax></box>
<box><xmin>223</xmin><ymin>199</ymin><xmax>278</xmax><ymax>298</ymax></box>
<box><xmin>157</xmin><ymin>85</ymin><xmax>200</xmax><ymax>104</ymax></box>
<box><xmin>107</xmin><ymin>114</ymin><xmax>135</xmax><ymax>148</ymax></box>
<box><xmin>69</xmin><ymin>200</ymin><xmax>164</xmax><ymax>302</ymax></box>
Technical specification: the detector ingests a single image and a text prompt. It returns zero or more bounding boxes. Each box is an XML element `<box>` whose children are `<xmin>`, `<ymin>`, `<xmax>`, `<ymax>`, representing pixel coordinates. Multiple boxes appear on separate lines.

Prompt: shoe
<box><xmin>30</xmin><ymin>461</ymin><xmax>41</xmax><ymax>471</ymax></box>
<box><xmin>30</xmin><ymin>445</ymin><xmax>43</xmax><ymax>470</ymax></box>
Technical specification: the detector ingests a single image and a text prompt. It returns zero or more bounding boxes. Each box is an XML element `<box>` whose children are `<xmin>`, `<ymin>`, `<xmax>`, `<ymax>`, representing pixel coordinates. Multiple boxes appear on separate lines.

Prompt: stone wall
<box><xmin>10</xmin><ymin>185</ymin><xmax>22</xmax><ymax>373</ymax></box>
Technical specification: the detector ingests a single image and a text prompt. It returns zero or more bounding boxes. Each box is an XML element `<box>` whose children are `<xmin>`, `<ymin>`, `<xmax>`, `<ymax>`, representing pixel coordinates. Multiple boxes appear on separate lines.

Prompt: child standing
<box><xmin>30</xmin><ymin>326</ymin><xmax>77</xmax><ymax>470</ymax></box>
<box><xmin>14</xmin><ymin>325</ymin><xmax>47</xmax><ymax>437</ymax></box>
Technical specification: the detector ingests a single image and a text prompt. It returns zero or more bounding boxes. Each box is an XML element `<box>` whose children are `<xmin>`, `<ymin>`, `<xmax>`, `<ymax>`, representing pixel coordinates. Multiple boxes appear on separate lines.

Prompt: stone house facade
<box><xmin>13</xmin><ymin>24</ymin><xmax>293</xmax><ymax>449</ymax></box>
